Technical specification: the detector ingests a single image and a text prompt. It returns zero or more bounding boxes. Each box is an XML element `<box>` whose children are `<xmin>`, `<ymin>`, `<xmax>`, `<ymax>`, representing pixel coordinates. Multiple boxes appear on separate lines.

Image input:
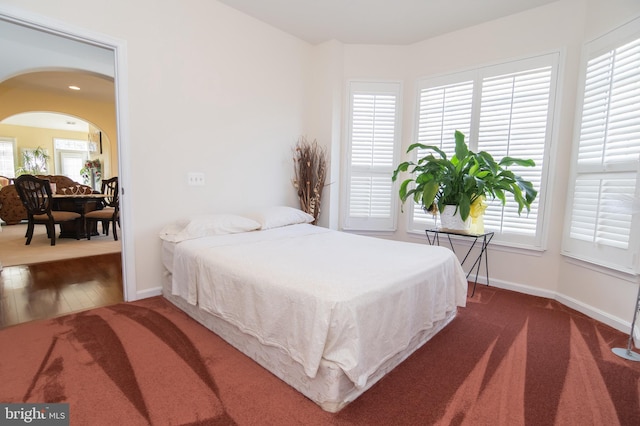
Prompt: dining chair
<box><xmin>85</xmin><ymin>177</ymin><xmax>119</xmax><ymax>241</ymax></box>
<box><xmin>14</xmin><ymin>175</ymin><xmax>82</xmax><ymax>246</ymax></box>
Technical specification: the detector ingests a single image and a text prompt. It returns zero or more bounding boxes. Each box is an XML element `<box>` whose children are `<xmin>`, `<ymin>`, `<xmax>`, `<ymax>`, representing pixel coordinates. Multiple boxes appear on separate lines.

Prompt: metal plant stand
<box><xmin>425</xmin><ymin>228</ymin><xmax>494</xmax><ymax>297</ymax></box>
<box><xmin>612</xmin><ymin>282</ymin><xmax>640</xmax><ymax>362</ymax></box>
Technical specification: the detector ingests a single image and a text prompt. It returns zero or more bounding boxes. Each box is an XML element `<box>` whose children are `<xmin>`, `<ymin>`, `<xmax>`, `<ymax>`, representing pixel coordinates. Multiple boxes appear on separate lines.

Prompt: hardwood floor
<box><xmin>0</xmin><ymin>252</ymin><xmax>123</xmax><ymax>329</ymax></box>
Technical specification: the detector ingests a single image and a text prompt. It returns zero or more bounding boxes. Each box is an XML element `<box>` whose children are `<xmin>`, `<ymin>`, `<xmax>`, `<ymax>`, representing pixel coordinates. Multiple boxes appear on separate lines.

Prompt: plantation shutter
<box><xmin>478</xmin><ymin>66</ymin><xmax>552</xmax><ymax>239</ymax></box>
<box><xmin>412</xmin><ymin>79</ymin><xmax>474</xmax><ymax>227</ymax></box>
<box><xmin>563</xmin><ymin>29</ymin><xmax>640</xmax><ymax>273</ymax></box>
<box><xmin>343</xmin><ymin>81</ymin><xmax>401</xmax><ymax>231</ymax></box>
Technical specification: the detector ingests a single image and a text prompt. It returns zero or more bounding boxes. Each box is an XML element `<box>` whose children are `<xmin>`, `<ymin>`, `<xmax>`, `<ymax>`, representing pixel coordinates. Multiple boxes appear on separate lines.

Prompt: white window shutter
<box><xmin>569</xmin><ymin>175</ymin><xmax>635</xmax><ymax>248</ymax></box>
<box><xmin>416</xmin><ymin>81</ymin><xmax>474</xmax><ymax>153</ymax></box>
<box><xmin>564</xmin><ymin>29</ymin><xmax>640</xmax><ymax>273</ymax></box>
<box><xmin>412</xmin><ymin>80</ymin><xmax>474</xmax><ymax>226</ymax></box>
<box><xmin>478</xmin><ymin>66</ymin><xmax>552</xmax><ymax>238</ymax></box>
<box><xmin>344</xmin><ymin>82</ymin><xmax>401</xmax><ymax>231</ymax></box>
<box><xmin>578</xmin><ymin>38</ymin><xmax>640</xmax><ymax>165</ymax></box>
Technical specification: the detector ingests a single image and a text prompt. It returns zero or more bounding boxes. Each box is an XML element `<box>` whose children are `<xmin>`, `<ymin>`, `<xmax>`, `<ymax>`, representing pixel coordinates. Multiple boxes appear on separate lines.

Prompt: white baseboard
<box><xmin>134</xmin><ymin>286</ymin><xmax>162</xmax><ymax>301</ymax></box>
<box><xmin>555</xmin><ymin>292</ymin><xmax>629</xmax><ymax>334</ymax></box>
<box><xmin>480</xmin><ymin>275</ymin><xmax>630</xmax><ymax>334</ymax></box>
<box><xmin>481</xmin><ymin>277</ymin><xmax>556</xmax><ymax>299</ymax></box>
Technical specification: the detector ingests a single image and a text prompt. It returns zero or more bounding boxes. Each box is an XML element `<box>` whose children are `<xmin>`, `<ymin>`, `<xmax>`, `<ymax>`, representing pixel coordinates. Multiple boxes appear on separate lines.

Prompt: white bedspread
<box><xmin>170</xmin><ymin>224</ymin><xmax>467</xmax><ymax>388</ymax></box>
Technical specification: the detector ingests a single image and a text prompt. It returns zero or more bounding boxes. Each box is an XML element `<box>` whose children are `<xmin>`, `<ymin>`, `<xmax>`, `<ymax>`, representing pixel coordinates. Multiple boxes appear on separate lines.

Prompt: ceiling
<box><xmin>217</xmin><ymin>0</ymin><xmax>558</xmax><ymax>45</ymax></box>
<box><xmin>3</xmin><ymin>112</ymin><xmax>90</xmax><ymax>133</ymax></box>
<box><xmin>0</xmin><ymin>71</ymin><xmax>114</xmax><ymax>132</ymax></box>
<box><xmin>2</xmin><ymin>70</ymin><xmax>114</xmax><ymax>104</ymax></box>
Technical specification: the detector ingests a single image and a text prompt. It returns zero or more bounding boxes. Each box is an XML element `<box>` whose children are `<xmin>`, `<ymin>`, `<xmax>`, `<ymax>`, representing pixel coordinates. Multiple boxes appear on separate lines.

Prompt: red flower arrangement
<box><xmin>80</xmin><ymin>159</ymin><xmax>102</xmax><ymax>184</ymax></box>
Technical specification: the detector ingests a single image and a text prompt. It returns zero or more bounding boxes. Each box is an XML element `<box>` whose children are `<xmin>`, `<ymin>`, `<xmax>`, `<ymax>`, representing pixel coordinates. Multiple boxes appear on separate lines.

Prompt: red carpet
<box><xmin>0</xmin><ymin>286</ymin><xmax>638</xmax><ymax>425</ymax></box>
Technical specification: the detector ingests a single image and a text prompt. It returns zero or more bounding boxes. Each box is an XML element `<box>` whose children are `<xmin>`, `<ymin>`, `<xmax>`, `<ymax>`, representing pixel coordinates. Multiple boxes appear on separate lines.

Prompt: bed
<box><xmin>160</xmin><ymin>207</ymin><xmax>468</xmax><ymax>412</ymax></box>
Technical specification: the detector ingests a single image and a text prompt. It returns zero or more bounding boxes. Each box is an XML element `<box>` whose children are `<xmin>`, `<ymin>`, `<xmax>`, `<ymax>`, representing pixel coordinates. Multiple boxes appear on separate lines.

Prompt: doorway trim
<box><xmin>0</xmin><ymin>5</ymin><xmax>136</xmax><ymax>301</ymax></box>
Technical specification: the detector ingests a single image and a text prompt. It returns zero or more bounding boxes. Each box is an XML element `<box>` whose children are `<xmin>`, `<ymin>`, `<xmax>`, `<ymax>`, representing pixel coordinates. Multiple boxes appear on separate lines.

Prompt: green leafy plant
<box><xmin>392</xmin><ymin>130</ymin><xmax>538</xmax><ymax>221</ymax></box>
<box><xmin>16</xmin><ymin>146</ymin><xmax>50</xmax><ymax>175</ymax></box>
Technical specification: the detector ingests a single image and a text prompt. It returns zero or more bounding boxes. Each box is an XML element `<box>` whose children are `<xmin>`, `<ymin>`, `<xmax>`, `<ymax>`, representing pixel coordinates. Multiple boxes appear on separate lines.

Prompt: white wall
<box><xmin>304</xmin><ymin>40</ymin><xmax>344</xmax><ymax>229</ymax></box>
<box><xmin>0</xmin><ymin>0</ymin><xmax>313</xmax><ymax>297</ymax></box>
<box><xmin>340</xmin><ymin>0</ymin><xmax>640</xmax><ymax>331</ymax></box>
<box><xmin>124</xmin><ymin>2</ymin><xmax>311</xmax><ymax>295</ymax></box>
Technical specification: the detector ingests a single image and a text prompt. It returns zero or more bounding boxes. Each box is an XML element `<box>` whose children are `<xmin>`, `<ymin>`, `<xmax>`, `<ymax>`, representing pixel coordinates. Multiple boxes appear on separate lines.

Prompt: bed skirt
<box><xmin>161</xmin><ymin>271</ymin><xmax>457</xmax><ymax>412</ymax></box>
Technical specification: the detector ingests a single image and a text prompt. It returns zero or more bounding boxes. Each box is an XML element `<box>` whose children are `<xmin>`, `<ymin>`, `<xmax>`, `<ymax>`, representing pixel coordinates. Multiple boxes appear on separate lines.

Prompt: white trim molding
<box><xmin>483</xmin><ymin>276</ymin><xmax>630</xmax><ymax>334</ymax></box>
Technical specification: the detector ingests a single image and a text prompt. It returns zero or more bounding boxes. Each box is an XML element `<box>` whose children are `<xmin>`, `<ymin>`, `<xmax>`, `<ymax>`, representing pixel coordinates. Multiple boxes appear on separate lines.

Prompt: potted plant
<box><xmin>16</xmin><ymin>146</ymin><xmax>50</xmax><ymax>175</ymax></box>
<box><xmin>392</xmin><ymin>130</ymin><xmax>538</xmax><ymax>230</ymax></box>
<box><xmin>80</xmin><ymin>159</ymin><xmax>102</xmax><ymax>190</ymax></box>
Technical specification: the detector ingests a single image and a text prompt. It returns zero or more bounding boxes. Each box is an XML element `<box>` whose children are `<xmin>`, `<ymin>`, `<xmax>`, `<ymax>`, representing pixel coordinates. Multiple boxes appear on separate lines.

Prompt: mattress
<box><xmin>162</xmin><ymin>223</ymin><xmax>468</xmax><ymax>411</ymax></box>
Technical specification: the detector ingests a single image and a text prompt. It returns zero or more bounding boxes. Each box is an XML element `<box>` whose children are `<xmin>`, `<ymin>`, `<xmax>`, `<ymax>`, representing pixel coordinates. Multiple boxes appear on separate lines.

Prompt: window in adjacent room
<box><xmin>562</xmin><ymin>18</ymin><xmax>640</xmax><ymax>274</ymax></box>
<box><xmin>409</xmin><ymin>53</ymin><xmax>559</xmax><ymax>249</ymax></box>
<box><xmin>0</xmin><ymin>137</ymin><xmax>16</xmax><ymax>178</ymax></box>
<box><xmin>54</xmin><ymin>138</ymin><xmax>94</xmax><ymax>184</ymax></box>
<box><xmin>343</xmin><ymin>81</ymin><xmax>402</xmax><ymax>231</ymax></box>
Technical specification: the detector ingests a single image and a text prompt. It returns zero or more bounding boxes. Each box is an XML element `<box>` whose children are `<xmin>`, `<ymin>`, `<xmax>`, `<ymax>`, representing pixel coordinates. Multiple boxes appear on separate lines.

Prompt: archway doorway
<box><xmin>0</xmin><ymin>8</ymin><xmax>133</xmax><ymax>320</ymax></box>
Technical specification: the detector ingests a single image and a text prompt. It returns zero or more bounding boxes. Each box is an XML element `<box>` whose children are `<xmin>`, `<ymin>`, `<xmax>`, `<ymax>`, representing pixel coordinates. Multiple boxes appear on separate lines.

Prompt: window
<box><xmin>19</xmin><ymin>148</ymin><xmax>49</xmax><ymax>174</ymax></box>
<box><xmin>0</xmin><ymin>138</ymin><xmax>16</xmax><ymax>178</ymax></box>
<box><xmin>60</xmin><ymin>152</ymin><xmax>87</xmax><ymax>184</ymax></box>
<box><xmin>477</xmin><ymin>66</ymin><xmax>553</xmax><ymax>240</ymax></box>
<box><xmin>409</xmin><ymin>54</ymin><xmax>559</xmax><ymax>248</ymax></box>
<box><xmin>343</xmin><ymin>81</ymin><xmax>402</xmax><ymax>231</ymax></box>
<box><xmin>563</xmin><ymin>18</ymin><xmax>640</xmax><ymax>274</ymax></box>
<box><xmin>411</xmin><ymin>76</ymin><xmax>474</xmax><ymax>228</ymax></box>
<box><xmin>54</xmin><ymin>138</ymin><xmax>92</xmax><ymax>184</ymax></box>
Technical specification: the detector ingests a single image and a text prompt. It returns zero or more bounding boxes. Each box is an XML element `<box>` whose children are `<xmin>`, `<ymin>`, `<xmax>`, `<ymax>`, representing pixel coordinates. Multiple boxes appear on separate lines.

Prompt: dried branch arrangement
<box><xmin>293</xmin><ymin>137</ymin><xmax>327</xmax><ymax>224</ymax></box>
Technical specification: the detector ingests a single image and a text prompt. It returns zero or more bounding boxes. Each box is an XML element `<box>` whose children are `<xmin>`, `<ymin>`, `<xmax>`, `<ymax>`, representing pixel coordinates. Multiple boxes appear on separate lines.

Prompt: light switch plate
<box><xmin>187</xmin><ymin>172</ymin><xmax>205</xmax><ymax>186</ymax></box>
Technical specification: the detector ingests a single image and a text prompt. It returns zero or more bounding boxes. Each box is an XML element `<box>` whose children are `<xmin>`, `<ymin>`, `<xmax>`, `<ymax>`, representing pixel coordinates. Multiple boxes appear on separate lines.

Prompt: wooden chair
<box><xmin>85</xmin><ymin>177</ymin><xmax>119</xmax><ymax>241</ymax></box>
<box><xmin>14</xmin><ymin>175</ymin><xmax>81</xmax><ymax>246</ymax></box>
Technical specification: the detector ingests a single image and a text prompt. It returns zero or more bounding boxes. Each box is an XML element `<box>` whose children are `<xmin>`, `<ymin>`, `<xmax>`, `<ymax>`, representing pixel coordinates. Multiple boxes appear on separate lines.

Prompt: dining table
<box><xmin>52</xmin><ymin>192</ymin><xmax>108</xmax><ymax>238</ymax></box>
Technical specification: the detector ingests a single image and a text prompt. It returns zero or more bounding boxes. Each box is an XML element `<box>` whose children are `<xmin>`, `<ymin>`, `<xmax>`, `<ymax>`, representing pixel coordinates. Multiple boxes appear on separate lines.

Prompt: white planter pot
<box><xmin>439</xmin><ymin>205</ymin><xmax>471</xmax><ymax>232</ymax></box>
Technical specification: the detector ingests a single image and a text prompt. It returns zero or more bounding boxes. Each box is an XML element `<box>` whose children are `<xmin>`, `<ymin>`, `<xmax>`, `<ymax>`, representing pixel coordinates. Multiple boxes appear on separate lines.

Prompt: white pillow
<box><xmin>247</xmin><ymin>206</ymin><xmax>314</xmax><ymax>230</ymax></box>
<box><xmin>160</xmin><ymin>214</ymin><xmax>261</xmax><ymax>242</ymax></box>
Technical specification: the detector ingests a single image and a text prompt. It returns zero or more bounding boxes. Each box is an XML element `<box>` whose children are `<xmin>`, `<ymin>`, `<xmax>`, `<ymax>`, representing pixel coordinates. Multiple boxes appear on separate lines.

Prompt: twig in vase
<box><xmin>293</xmin><ymin>137</ymin><xmax>327</xmax><ymax>224</ymax></box>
